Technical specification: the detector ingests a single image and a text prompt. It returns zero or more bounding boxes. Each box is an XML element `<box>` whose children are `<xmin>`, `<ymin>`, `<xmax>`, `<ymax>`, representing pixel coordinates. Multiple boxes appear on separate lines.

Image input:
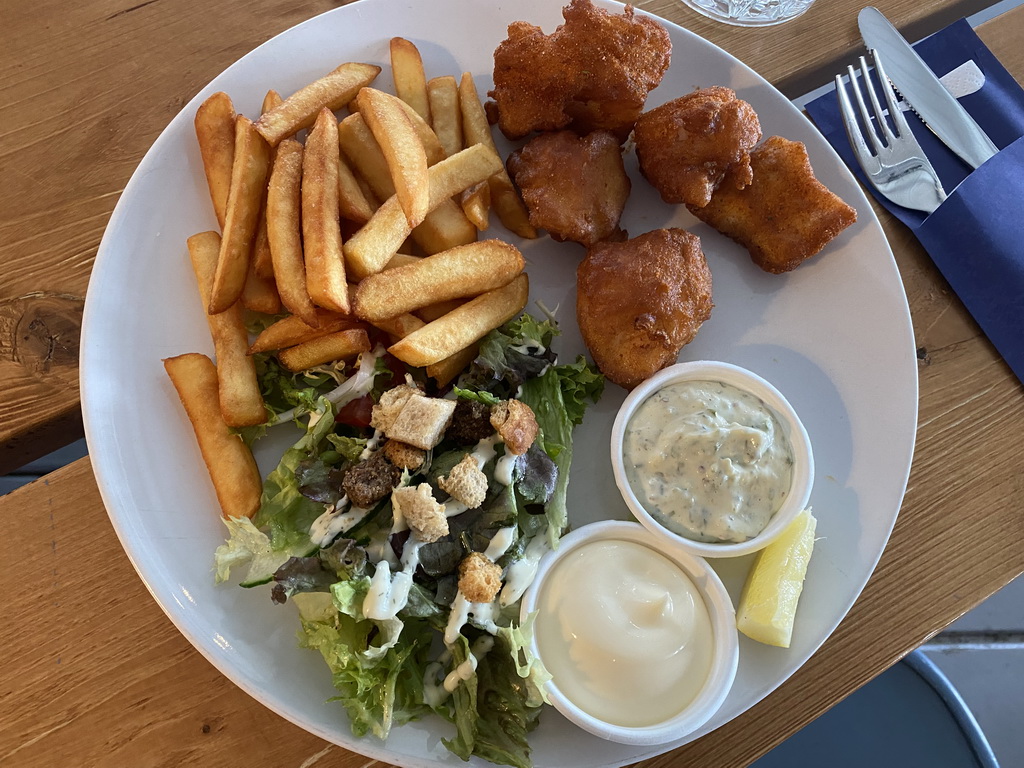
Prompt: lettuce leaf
<box><xmin>254</xmin><ymin>399</ymin><xmax>337</xmax><ymax>552</ymax></box>
<box><xmin>518</xmin><ymin>368</ymin><xmax>573</xmax><ymax>548</ymax></box>
<box><xmin>297</xmin><ymin>592</ymin><xmax>433</xmax><ymax>740</ymax></box>
<box><xmin>460</xmin><ymin>315</ymin><xmax>558</xmax><ymax>398</ymax></box>
<box><xmin>213</xmin><ymin>516</ymin><xmax>273</xmax><ymax>584</ymax></box>
<box><xmin>554</xmin><ymin>355</ymin><xmax>604</xmax><ymax>427</ymax></box>
<box><xmin>518</xmin><ymin>358</ymin><xmax>602</xmax><ymax>548</ymax></box>
<box><xmin>442</xmin><ymin>632</ymin><xmax>542</xmax><ymax>768</ymax></box>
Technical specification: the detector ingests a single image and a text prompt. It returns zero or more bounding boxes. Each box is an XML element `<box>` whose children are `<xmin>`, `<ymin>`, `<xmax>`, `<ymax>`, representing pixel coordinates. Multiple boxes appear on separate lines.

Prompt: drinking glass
<box><xmin>679</xmin><ymin>0</ymin><xmax>815</xmax><ymax>27</ymax></box>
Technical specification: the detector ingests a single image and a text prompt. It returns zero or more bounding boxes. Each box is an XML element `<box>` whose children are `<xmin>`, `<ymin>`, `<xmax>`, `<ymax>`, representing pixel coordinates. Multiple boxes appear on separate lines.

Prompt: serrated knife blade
<box><xmin>858</xmin><ymin>6</ymin><xmax>999</xmax><ymax>169</ymax></box>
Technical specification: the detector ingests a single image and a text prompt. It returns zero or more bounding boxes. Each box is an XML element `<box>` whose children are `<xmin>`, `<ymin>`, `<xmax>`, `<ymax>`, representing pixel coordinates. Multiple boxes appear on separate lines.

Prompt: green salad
<box><xmin>214</xmin><ymin>314</ymin><xmax>603</xmax><ymax>768</ymax></box>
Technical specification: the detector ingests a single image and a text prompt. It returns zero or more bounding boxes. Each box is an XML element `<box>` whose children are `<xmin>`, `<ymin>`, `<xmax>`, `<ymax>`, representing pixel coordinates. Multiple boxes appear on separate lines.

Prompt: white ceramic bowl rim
<box><xmin>520</xmin><ymin>520</ymin><xmax>740</xmax><ymax>746</ymax></box>
<box><xmin>610</xmin><ymin>361</ymin><xmax>815</xmax><ymax>558</ymax></box>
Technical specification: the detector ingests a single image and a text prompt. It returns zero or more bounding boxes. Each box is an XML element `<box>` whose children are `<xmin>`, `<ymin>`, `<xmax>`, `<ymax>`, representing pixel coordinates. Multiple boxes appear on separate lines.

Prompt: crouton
<box><xmin>439</xmin><ymin>453</ymin><xmax>489</xmax><ymax>508</ymax></box>
<box><xmin>458</xmin><ymin>552</ymin><xmax>503</xmax><ymax>603</ymax></box>
<box><xmin>393</xmin><ymin>483</ymin><xmax>448</xmax><ymax>543</ymax></box>
<box><xmin>371</xmin><ymin>384</ymin><xmax>423</xmax><ymax>433</ymax></box>
<box><xmin>383</xmin><ymin>439</ymin><xmax>427</xmax><ymax>471</ymax></box>
<box><xmin>342</xmin><ymin>452</ymin><xmax>401</xmax><ymax>508</ymax></box>
<box><xmin>490</xmin><ymin>399</ymin><xmax>539</xmax><ymax>455</ymax></box>
<box><xmin>447</xmin><ymin>399</ymin><xmax>495</xmax><ymax>445</ymax></box>
<box><xmin>387</xmin><ymin>395</ymin><xmax>457</xmax><ymax>449</ymax></box>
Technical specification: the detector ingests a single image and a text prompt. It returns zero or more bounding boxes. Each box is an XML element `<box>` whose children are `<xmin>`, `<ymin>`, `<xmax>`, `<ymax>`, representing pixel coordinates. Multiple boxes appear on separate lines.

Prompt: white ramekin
<box><xmin>520</xmin><ymin>520</ymin><xmax>739</xmax><ymax>745</ymax></box>
<box><xmin>610</xmin><ymin>361</ymin><xmax>814</xmax><ymax>558</ymax></box>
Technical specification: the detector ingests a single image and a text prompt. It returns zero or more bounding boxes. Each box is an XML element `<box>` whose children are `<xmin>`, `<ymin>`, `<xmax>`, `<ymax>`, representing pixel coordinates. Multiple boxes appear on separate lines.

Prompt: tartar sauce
<box><xmin>535</xmin><ymin>539</ymin><xmax>712</xmax><ymax>727</ymax></box>
<box><xmin>623</xmin><ymin>380</ymin><xmax>794</xmax><ymax>543</ymax></box>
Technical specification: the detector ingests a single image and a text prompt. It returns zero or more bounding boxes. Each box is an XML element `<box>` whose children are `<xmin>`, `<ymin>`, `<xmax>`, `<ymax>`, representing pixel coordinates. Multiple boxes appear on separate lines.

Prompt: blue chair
<box><xmin>752</xmin><ymin>650</ymin><xmax>999</xmax><ymax>768</ymax></box>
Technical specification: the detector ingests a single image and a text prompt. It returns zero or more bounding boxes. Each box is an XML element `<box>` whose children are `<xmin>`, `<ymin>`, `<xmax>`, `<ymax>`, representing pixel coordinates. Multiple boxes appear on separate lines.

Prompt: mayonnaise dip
<box><xmin>623</xmin><ymin>380</ymin><xmax>794</xmax><ymax>543</ymax></box>
<box><xmin>534</xmin><ymin>539</ymin><xmax>713</xmax><ymax>727</ymax></box>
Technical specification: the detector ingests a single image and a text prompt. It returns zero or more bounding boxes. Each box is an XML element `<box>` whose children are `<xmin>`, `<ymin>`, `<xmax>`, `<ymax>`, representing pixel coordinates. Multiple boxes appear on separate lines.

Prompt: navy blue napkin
<box><xmin>805</xmin><ymin>20</ymin><xmax>1024</xmax><ymax>382</ymax></box>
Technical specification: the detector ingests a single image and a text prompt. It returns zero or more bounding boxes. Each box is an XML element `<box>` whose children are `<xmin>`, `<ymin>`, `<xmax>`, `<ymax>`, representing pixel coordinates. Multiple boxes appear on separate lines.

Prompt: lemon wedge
<box><xmin>736</xmin><ymin>508</ymin><xmax>817</xmax><ymax>648</ymax></box>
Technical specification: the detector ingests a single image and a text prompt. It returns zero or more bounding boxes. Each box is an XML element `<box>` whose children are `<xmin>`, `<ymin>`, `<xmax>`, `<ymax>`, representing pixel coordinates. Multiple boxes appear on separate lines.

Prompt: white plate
<box><xmin>80</xmin><ymin>1</ymin><xmax>918</xmax><ymax>766</ymax></box>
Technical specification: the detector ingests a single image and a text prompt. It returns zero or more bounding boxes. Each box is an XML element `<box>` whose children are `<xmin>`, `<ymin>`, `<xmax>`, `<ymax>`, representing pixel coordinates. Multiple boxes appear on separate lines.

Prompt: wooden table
<box><xmin>2</xmin><ymin>1</ymin><xmax>1022</xmax><ymax>766</ymax></box>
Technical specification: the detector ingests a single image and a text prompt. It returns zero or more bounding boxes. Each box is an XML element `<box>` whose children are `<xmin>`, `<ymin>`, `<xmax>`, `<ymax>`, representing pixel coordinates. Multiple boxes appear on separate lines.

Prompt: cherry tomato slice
<box><xmin>336</xmin><ymin>394</ymin><xmax>374</xmax><ymax>428</ymax></box>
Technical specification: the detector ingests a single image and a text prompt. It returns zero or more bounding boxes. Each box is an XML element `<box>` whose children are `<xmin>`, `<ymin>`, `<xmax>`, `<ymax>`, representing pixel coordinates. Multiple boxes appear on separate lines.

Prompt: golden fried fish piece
<box><xmin>576</xmin><ymin>228</ymin><xmax>712</xmax><ymax>390</ymax></box>
<box><xmin>635</xmin><ymin>86</ymin><xmax>762</xmax><ymax>208</ymax></box>
<box><xmin>507</xmin><ymin>130</ymin><xmax>630</xmax><ymax>247</ymax></box>
<box><xmin>688</xmin><ymin>136</ymin><xmax>857</xmax><ymax>274</ymax></box>
<box><xmin>490</xmin><ymin>0</ymin><xmax>672</xmax><ymax>142</ymax></box>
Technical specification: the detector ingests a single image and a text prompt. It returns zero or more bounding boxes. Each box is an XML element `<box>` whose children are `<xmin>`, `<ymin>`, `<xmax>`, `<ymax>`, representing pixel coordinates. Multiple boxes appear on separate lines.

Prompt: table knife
<box><xmin>858</xmin><ymin>6</ymin><xmax>999</xmax><ymax>169</ymax></box>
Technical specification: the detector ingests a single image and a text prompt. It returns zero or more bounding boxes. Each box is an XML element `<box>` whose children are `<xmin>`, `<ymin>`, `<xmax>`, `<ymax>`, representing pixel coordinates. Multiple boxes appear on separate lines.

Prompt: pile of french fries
<box><xmin>165</xmin><ymin>39</ymin><xmax>537</xmax><ymax>519</ymax></box>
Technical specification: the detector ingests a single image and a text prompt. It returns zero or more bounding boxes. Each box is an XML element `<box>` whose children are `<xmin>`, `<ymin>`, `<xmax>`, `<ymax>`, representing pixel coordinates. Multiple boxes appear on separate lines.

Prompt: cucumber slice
<box><xmin>239</xmin><ymin>540</ymin><xmax>319</xmax><ymax>588</ymax></box>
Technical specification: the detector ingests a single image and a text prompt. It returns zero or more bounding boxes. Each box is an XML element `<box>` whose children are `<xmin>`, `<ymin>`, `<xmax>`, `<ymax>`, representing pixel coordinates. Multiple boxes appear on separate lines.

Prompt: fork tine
<box><xmin>847</xmin><ymin>64</ymin><xmax>886</xmax><ymax>156</ymax></box>
<box><xmin>836</xmin><ymin>74</ymin><xmax>874</xmax><ymax>164</ymax></box>
<box><xmin>870</xmin><ymin>49</ymin><xmax>914</xmax><ymax>138</ymax></box>
<box><xmin>859</xmin><ymin>55</ymin><xmax>898</xmax><ymax>146</ymax></box>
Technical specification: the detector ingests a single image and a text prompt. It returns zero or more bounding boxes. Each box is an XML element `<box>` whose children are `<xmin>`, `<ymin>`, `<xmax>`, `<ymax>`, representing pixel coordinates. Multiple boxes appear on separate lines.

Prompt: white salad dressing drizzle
<box><xmin>494</xmin><ymin>453</ymin><xmax>517</xmax><ymax>486</ymax></box>
<box><xmin>423</xmin><ymin>650</ymin><xmax>453</xmax><ymax>707</ymax></box>
<box><xmin>500</xmin><ymin>534</ymin><xmax>550</xmax><ymax>606</ymax></box>
<box><xmin>484</xmin><ymin>526</ymin><xmax>517</xmax><ymax>561</ymax></box>
<box><xmin>444</xmin><ymin>500</ymin><xmax>470</xmax><ymax>518</ymax></box>
<box><xmin>444</xmin><ymin>594</ymin><xmax>472</xmax><ymax>644</ymax></box>
<box><xmin>470</xmin><ymin>434</ymin><xmax>502</xmax><ymax>468</ymax></box>
<box><xmin>362</xmin><ymin>535</ymin><xmax>427</xmax><ymax>620</ymax></box>
<box><xmin>309</xmin><ymin>497</ymin><xmax>376</xmax><ymax>549</ymax></box>
<box><xmin>359</xmin><ymin>429</ymin><xmax>384</xmax><ymax>461</ymax></box>
<box><xmin>443</xmin><ymin>635</ymin><xmax>495</xmax><ymax>693</ymax></box>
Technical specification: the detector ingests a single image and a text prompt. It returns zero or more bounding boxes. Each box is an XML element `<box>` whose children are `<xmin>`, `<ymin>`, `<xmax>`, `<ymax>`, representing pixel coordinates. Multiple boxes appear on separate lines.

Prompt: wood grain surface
<box><xmin>3</xmin><ymin>1</ymin><xmax>1024</xmax><ymax>767</ymax></box>
<box><xmin>0</xmin><ymin>0</ymin><xmax>1000</xmax><ymax>470</ymax></box>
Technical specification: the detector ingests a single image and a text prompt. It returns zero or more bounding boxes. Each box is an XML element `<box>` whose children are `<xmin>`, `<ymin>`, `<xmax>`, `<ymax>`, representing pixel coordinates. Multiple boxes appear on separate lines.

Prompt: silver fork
<box><xmin>836</xmin><ymin>49</ymin><xmax>947</xmax><ymax>214</ymax></box>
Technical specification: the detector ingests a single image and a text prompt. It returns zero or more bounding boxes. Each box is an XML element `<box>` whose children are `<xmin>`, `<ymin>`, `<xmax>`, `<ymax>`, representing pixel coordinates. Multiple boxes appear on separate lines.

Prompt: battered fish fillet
<box><xmin>490</xmin><ymin>0</ymin><xmax>672</xmax><ymax>141</ymax></box>
<box><xmin>577</xmin><ymin>228</ymin><xmax>712</xmax><ymax>389</ymax></box>
<box><xmin>635</xmin><ymin>87</ymin><xmax>761</xmax><ymax>208</ymax></box>
<box><xmin>507</xmin><ymin>130</ymin><xmax>630</xmax><ymax>247</ymax></box>
<box><xmin>688</xmin><ymin>136</ymin><xmax>857</xmax><ymax>274</ymax></box>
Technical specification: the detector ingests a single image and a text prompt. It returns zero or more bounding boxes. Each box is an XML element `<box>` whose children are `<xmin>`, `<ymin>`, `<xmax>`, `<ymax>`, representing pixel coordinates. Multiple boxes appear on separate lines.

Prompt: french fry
<box><xmin>426</xmin><ymin>76</ymin><xmax>463</xmax><ymax>158</ymax></box>
<box><xmin>278</xmin><ymin>328</ymin><xmax>371</xmax><ymax>372</ymax></box>
<box><xmin>388</xmin><ymin>274</ymin><xmax>529</xmax><ymax>367</ymax></box>
<box><xmin>344</xmin><ymin>143</ymin><xmax>503</xmax><ymax>280</ymax></box>
<box><xmin>187</xmin><ymin>231</ymin><xmax>267</xmax><ymax>427</ymax></box>
<box><xmin>410</xmin><ymin>204</ymin><xmax>477</xmax><ymax>255</ymax></box>
<box><xmin>338</xmin><ymin>113</ymin><xmax>395</xmax><ymax>199</ymax></box>
<box><xmin>248</xmin><ymin>310</ymin><xmax>365</xmax><ymax>354</ymax></box>
<box><xmin>339</xmin><ymin>283</ymin><xmax>424</xmax><ymax>339</ymax></box>
<box><xmin>461</xmin><ymin>181</ymin><xmax>490</xmax><ymax>231</ymax></box>
<box><xmin>459</xmin><ymin>72</ymin><xmax>537</xmax><ymax>239</ymax></box>
<box><xmin>354</xmin><ymin>239</ymin><xmax>524</xmax><ymax>322</ymax></box>
<box><xmin>338</xmin><ymin>153</ymin><xmax>375</xmax><ymax>225</ymax></box>
<box><xmin>194</xmin><ymin>92</ymin><xmax>236</xmax><ymax>229</ymax></box>
<box><xmin>338</xmin><ymin>114</ymin><xmax>474</xmax><ymax>257</ymax></box>
<box><xmin>427</xmin><ymin>343</ymin><xmax>479</xmax><ymax>388</ymax></box>
<box><xmin>417</xmin><ymin>298</ymin><xmax>465</xmax><ymax>322</ymax></box>
<box><xmin>390</xmin><ymin>37</ymin><xmax>431</xmax><ymax>124</ymax></box>
<box><xmin>268</xmin><ymin>140</ymin><xmax>319</xmax><ymax>327</ymax></box>
<box><xmin>389</xmin><ymin>97</ymin><xmax>446</xmax><ymax>165</ymax></box>
<box><xmin>254</xmin><ymin>62</ymin><xmax>381</xmax><ymax>146</ymax></box>
<box><xmin>209</xmin><ymin>116</ymin><xmax>272</xmax><ymax>314</ymax></box>
<box><xmin>252</xmin><ymin>89</ymin><xmax>284</xmax><ymax>280</ymax></box>
<box><xmin>241</xmin><ymin>262</ymin><xmax>282</xmax><ymax>315</ymax></box>
<box><xmin>383</xmin><ymin>253</ymin><xmax>422</xmax><ymax>270</ymax></box>
<box><xmin>371</xmin><ymin>313</ymin><xmax>426</xmax><ymax>339</ymax></box>
<box><xmin>303</xmin><ymin>108</ymin><xmax>349</xmax><ymax>313</ymax></box>
<box><xmin>357</xmin><ymin>87</ymin><xmax>429</xmax><ymax>228</ymax></box>
<box><xmin>163</xmin><ymin>353</ymin><xmax>262</xmax><ymax>519</ymax></box>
